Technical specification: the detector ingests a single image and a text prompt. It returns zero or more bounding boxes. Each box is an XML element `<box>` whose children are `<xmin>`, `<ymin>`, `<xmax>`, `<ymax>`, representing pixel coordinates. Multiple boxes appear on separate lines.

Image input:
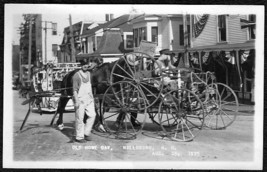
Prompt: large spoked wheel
<box><xmin>205</xmin><ymin>83</ymin><xmax>239</xmax><ymax>129</ymax></box>
<box><xmin>158</xmin><ymin>89</ymin><xmax>205</xmax><ymax>142</ymax></box>
<box><xmin>110</xmin><ymin>52</ymin><xmax>163</xmax><ymax>108</ymax></box>
<box><xmin>100</xmin><ymin>81</ymin><xmax>147</xmax><ymax>140</ymax></box>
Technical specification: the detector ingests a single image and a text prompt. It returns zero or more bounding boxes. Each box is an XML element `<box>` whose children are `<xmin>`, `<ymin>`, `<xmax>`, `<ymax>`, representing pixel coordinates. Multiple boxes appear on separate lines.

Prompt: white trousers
<box><xmin>75</xmin><ymin>101</ymin><xmax>96</xmax><ymax>140</ymax></box>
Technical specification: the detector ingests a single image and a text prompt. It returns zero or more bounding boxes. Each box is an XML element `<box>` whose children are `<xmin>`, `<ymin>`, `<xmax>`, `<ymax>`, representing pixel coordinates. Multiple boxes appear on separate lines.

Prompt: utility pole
<box><xmin>44</xmin><ymin>21</ymin><xmax>47</xmax><ymax>64</ymax></box>
<box><xmin>69</xmin><ymin>14</ymin><xmax>76</xmax><ymax>62</ymax></box>
<box><xmin>19</xmin><ymin>51</ymin><xmax>22</xmax><ymax>83</ymax></box>
<box><xmin>183</xmin><ymin>14</ymin><xmax>189</xmax><ymax>68</ymax></box>
<box><xmin>27</xmin><ymin>18</ymin><xmax>33</xmax><ymax>81</ymax></box>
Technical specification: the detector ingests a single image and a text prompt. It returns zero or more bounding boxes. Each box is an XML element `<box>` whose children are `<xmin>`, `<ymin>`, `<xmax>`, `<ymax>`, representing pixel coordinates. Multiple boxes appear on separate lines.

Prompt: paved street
<box><xmin>11</xmin><ymin>90</ymin><xmax>256</xmax><ymax>165</ymax></box>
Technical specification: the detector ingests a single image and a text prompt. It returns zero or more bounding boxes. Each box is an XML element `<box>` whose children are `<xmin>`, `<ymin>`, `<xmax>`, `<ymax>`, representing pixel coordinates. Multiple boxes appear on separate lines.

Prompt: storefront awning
<box><xmin>76</xmin><ymin>53</ymin><xmax>100</xmax><ymax>61</ymax></box>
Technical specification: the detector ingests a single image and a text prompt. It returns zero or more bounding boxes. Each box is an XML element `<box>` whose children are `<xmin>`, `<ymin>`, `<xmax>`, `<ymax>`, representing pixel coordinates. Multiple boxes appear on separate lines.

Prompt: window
<box><xmin>179</xmin><ymin>25</ymin><xmax>191</xmax><ymax>46</ymax></box>
<box><xmin>151</xmin><ymin>27</ymin><xmax>158</xmax><ymax>44</ymax></box>
<box><xmin>52</xmin><ymin>23</ymin><xmax>57</xmax><ymax>35</ymax></box>
<box><xmin>133</xmin><ymin>27</ymin><xmax>147</xmax><ymax>47</ymax></box>
<box><xmin>218</xmin><ymin>15</ymin><xmax>227</xmax><ymax>42</ymax></box>
<box><xmin>96</xmin><ymin>36</ymin><xmax>102</xmax><ymax>49</ymax></box>
<box><xmin>124</xmin><ymin>33</ymin><xmax>133</xmax><ymax>49</ymax></box>
<box><xmin>52</xmin><ymin>44</ymin><xmax>58</xmax><ymax>57</ymax></box>
<box><xmin>248</xmin><ymin>14</ymin><xmax>256</xmax><ymax>39</ymax></box>
<box><xmin>133</xmin><ymin>29</ymin><xmax>138</xmax><ymax>47</ymax></box>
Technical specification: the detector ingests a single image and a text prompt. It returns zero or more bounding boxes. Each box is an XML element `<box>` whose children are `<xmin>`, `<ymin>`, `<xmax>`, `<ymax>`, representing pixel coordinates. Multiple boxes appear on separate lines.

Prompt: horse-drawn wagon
<box><xmin>99</xmin><ymin>50</ymin><xmax>239</xmax><ymax>142</ymax></box>
<box><xmin>20</xmin><ymin>41</ymin><xmax>239</xmax><ymax>142</ymax></box>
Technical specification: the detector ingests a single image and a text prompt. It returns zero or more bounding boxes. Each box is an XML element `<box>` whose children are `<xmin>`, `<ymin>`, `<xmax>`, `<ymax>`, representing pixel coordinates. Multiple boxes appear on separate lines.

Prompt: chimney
<box><xmin>106</xmin><ymin>14</ymin><xmax>114</xmax><ymax>21</ymax></box>
<box><xmin>110</xmin><ymin>14</ymin><xmax>114</xmax><ymax>20</ymax></box>
<box><xmin>105</xmin><ymin>14</ymin><xmax>110</xmax><ymax>21</ymax></box>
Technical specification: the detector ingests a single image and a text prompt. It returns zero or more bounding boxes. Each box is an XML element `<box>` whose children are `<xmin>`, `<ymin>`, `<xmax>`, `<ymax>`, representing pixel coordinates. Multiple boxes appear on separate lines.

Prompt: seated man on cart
<box><xmin>154</xmin><ymin>49</ymin><xmax>180</xmax><ymax>90</ymax></box>
<box><xmin>154</xmin><ymin>49</ymin><xmax>193</xmax><ymax>91</ymax></box>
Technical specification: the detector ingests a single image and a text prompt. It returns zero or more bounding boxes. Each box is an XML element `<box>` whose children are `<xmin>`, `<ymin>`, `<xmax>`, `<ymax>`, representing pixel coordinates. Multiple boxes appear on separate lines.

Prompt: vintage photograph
<box><xmin>3</xmin><ymin>4</ymin><xmax>264</xmax><ymax>169</ymax></box>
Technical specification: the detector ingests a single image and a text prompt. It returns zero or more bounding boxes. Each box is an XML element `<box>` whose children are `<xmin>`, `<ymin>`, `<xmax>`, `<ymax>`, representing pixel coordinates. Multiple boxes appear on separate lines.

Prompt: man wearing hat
<box><xmin>72</xmin><ymin>59</ymin><xmax>96</xmax><ymax>143</ymax></box>
<box><xmin>154</xmin><ymin>49</ymin><xmax>177</xmax><ymax>89</ymax></box>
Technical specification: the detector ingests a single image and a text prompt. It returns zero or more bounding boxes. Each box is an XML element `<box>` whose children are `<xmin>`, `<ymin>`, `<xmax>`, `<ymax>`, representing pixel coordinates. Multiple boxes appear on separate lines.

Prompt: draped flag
<box><xmin>225</xmin><ymin>51</ymin><xmax>235</xmax><ymax>65</ymax></box>
<box><xmin>240</xmin><ymin>18</ymin><xmax>255</xmax><ymax>29</ymax></box>
<box><xmin>193</xmin><ymin>14</ymin><xmax>209</xmax><ymax>38</ymax></box>
<box><xmin>241</xmin><ymin>50</ymin><xmax>250</xmax><ymax>64</ymax></box>
<box><xmin>202</xmin><ymin>52</ymin><xmax>209</xmax><ymax>63</ymax></box>
<box><xmin>189</xmin><ymin>52</ymin><xmax>199</xmax><ymax>64</ymax></box>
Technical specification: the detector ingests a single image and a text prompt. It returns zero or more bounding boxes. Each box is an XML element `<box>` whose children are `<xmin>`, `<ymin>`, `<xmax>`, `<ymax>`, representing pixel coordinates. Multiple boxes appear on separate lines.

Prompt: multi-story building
<box><xmin>76</xmin><ymin>14</ymin><xmax>134</xmax><ymax>63</ymax></box>
<box><xmin>40</xmin><ymin>14</ymin><xmax>68</xmax><ymax>64</ymax></box>
<box><xmin>19</xmin><ymin>14</ymin><xmax>65</xmax><ymax>65</ymax></box>
<box><xmin>131</xmin><ymin>14</ymin><xmax>187</xmax><ymax>55</ymax></box>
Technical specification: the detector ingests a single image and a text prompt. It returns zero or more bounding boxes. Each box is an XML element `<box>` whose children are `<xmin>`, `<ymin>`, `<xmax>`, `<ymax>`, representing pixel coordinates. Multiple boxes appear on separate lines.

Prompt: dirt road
<box><xmin>10</xmin><ymin>90</ymin><xmax>257</xmax><ymax>168</ymax></box>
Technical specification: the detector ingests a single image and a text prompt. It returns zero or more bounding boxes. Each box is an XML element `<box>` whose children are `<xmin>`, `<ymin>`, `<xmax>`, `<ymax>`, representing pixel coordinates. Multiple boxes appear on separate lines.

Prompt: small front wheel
<box><xmin>158</xmin><ymin>89</ymin><xmax>205</xmax><ymax>142</ymax></box>
<box><xmin>101</xmin><ymin>81</ymin><xmax>147</xmax><ymax>140</ymax></box>
<box><xmin>205</xmin><ymin>83</ymin><xmax>238</xmax><ymax>129</ymax></box>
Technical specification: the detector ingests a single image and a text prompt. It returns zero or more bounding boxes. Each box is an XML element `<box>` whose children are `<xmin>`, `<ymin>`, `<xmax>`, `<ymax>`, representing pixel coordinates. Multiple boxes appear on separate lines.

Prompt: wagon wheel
<box><xmin>110</xmin><ymin>52</ymin><xmax>163</xmax><ymax>108</ymax></box>
<box><xmin>158</xmin><ymin>89</ymin><xmax>205</xmax><ymax>142</ymax></box>
<box><xmin>147</xmin><ymin>104</ymin><xmax>162</xmax><ymax>126</ymax></box>
<box><xmin>100</xmin><ymin>81</ymin><xmax>147</xmax><ymax>140</ymax></box>
<box><xmin>204</xmin><ymin>83</ymin><xmax>238</xmax><ymax>129</ymax></box>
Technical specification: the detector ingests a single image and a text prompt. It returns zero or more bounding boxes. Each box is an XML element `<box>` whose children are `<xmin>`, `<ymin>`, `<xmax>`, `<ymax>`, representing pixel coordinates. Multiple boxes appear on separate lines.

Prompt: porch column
<box><xmin>235</xmin><ymin>49</ymin><xmax>244</xmax><ymax>102</ymax></box>
<box><xmin>197</xmin><ymin>51</ymin><xmax>202</xmax><ymax>71</ymax></box>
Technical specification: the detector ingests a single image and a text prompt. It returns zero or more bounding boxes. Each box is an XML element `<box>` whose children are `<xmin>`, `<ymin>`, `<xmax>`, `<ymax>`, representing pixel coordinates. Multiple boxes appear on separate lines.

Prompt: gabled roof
<box><xmin>82</xmin><ymin>21</ymin><xmax>113</xmax><ymax>37</ymax></box>
<box><xmin>81</xmin><ymin>14</ymin><xmax>134</xmax><ymax>37</ymax></box>
<box><xmin>81</xmin><ymin>23</ymin><xmax>94</xmax><ymax>35</ymax></box>
<box><xmin>106</xmin><ymin>14</ymin><xmax>132</xmax><ymax>32</ymax></box>
<box><xmin>63</xmin><ymin>21</ymin><xmax>83</xmax><ymax>34</ymax></box>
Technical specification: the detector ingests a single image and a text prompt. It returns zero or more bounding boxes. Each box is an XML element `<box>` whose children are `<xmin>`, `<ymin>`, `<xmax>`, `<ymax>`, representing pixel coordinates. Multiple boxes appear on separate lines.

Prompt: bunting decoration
<box><xmin>241</xmin><ymin>50</ymin><xmax>250</xmax><ymax>64</ymax></box>
<box><xmin>202</xmin><ymin>52</ymin><xmax>209</xmax><ymax>63</ymax></box>
<box><xmin>225</xmin><ymin>51</ymin><xmax>235</xmax><ymax>65</ymax></box>
<box><xmin>240</xmin><ymin>18</ymin><xmax>255</xmax><ymax>29</ymax></box>
<box><xmin>189</xmin><ymin>52</ymin><xmax>199</xmax><ymax>64</ymax></box>
<box><xmin>193</xmin><ymin>14</ymin><xmax>209</xmax><ymax>38</ymax></box>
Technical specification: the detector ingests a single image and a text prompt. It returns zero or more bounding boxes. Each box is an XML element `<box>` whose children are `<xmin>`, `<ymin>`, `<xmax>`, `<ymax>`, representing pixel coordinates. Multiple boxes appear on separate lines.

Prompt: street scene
<box><xmin>5</xmin><ymin>4</ymin><xmax>263</xmax><ymax>170</ymax></box>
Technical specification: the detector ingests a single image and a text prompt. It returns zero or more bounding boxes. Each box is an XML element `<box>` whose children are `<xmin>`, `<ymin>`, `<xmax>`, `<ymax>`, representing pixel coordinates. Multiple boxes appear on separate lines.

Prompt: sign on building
<box><xmin>135</xmin><ymin>40</ymin><xmax>157</xmax><ymax>57</ymax></box>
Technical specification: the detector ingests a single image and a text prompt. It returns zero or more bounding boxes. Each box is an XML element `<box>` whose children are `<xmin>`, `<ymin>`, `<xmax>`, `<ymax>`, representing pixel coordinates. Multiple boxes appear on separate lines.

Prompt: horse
<box><xmin>51</xmin><ymin>55</ymin><xmax>140</xmax><ymax>132</ymax></box>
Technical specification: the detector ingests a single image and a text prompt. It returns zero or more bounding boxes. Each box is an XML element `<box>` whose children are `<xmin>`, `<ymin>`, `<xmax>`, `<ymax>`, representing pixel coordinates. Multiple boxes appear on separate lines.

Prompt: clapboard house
<box><xmin>187</xmin><ymin>14</ymin><xmax>255</xmax><ymax>102</ymax></box>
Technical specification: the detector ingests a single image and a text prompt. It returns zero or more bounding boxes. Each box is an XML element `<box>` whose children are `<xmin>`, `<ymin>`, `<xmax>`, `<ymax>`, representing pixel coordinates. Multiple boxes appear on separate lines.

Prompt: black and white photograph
<box><xmin>3</xmin><ymin>4</ymin><xmax>264</xmax><ymax>170</ymax></box>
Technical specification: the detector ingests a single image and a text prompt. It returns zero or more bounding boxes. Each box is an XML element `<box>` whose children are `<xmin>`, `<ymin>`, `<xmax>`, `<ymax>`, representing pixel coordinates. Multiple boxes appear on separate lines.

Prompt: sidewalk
<box><xmin>238</xmin><ymin>103</ymin><xmax>255</xmax><ymax>115</ymax></box>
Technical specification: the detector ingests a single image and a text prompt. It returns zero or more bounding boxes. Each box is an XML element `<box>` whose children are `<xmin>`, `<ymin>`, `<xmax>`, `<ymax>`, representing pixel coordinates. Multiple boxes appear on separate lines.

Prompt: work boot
<box><xmin>74</xmin><ymin>139</ymin><xmax>87</xmax><ymax>143</ymax></box>
<box><xmin>57</xmin><ymin>123</ymin><xmax>64</xmax><ymax>131</ymax></box>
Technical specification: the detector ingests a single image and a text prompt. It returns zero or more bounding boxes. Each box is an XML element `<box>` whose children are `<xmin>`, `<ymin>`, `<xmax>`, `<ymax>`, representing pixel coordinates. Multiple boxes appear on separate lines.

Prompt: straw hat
<box><xmin>159</xmin><ymin>49</ymin><xmax>170</xmax><ymax>55</ymax></box>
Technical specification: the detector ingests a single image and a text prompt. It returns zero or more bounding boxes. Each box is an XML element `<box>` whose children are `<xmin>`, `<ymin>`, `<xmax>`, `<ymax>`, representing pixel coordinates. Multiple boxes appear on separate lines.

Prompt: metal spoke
<box><xmin>116</xmin><ymin>63</ymin><xmax>134</xmax><ymax>79</ymax></box>
<box><xmin>126</xmin><ymin>113</ymin><xmax>136</xmax><ymax>132</ymax></box>
<box><xmin>183</xmin><ymin>118</ymin><xmax>195</xmax><ymax>138</ymax></box>
<box><xmin>219</xmin><ymin>111</ymin><xmax>226</xmax><ymax>127</ymax></box>
<box><xmin>139</xmin><ymin>83</ymin><xmax>158</xmax><ymax>98</ymax></box>
<box><xmin>112</xmin><ymin>72</ymin><xmax>133</xmax><ymax>80</ymax></box>
<box><xmin>123</xmin><ymin>57</ymin><xmax>135</xmax><ymax>77</ymax></box>
<box><xmin>105</xmin><ymin>94</ymin><xmax>121</xmax><ymax>107</ymax></box>
<box><xmin>111</xmin><ymin>86</ymin><xmax>123</xmax><ymax>106</ymax></box>
<box><xmin>220</xmin><ymin>109</ymin><xmax>233</xmax><ymax>120</ymax></box>
<box><xmin>221</xmin><ymin>93</ymin><xmax>231</xmax><ymax>102</ymax></box>
<box><xmin>181</xmin><ymin>119</ymin><xmax>185</xmax><ymax>140</ymax></box>
<box><xmin>103</xmin><ymin>111</ymin><xmax>120</xmax><ymax>120</ymax></box>
<box><xmin>185</xmin><ymin>117</ymin><xmax>201</xmax><ymax>129</ymax></box>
